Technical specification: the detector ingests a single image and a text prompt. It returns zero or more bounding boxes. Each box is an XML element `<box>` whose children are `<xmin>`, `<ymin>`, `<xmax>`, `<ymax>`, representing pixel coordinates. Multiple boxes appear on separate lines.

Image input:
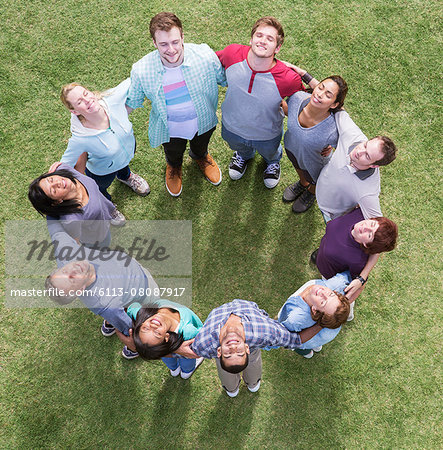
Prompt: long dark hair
<box><xmin>132</xmin><ymin>304</ymin><xmax>184</xmax><ymax>360</ymax></box>
<box><xmin>28</xmin><ymin>169</ymin><xmax>83</xmax><ymax>218</ymax></box>
<box><xmin>321</xmin><ymin>75</ymin><xmax>348</xmax><ymax>113</ymax></box>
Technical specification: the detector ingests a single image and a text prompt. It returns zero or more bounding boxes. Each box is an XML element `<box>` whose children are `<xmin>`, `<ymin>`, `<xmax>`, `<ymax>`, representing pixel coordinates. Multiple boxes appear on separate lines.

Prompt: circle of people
<box><xmin>27</xmin><ymin>13</ymin><xmax>399</xmax><ymax>397</ymax></box>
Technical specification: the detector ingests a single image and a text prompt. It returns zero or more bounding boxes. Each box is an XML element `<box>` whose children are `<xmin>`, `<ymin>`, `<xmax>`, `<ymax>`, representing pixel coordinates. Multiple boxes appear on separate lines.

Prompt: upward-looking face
<box><xmin>349</xmin><ymin>138</ymin><xmax>385</xmax><ymax>170</ymax></box>
<box><xmin>51</xmin><ymin>260</ymin><xmax>95</xmax><ymax>294</ymax></box>
<box><xmin>153</xmin><ymin>27</ymin><xmax>184</xmax><ymax>68</ymax></box>
<box><xmin>351</xmin><ymin>219</ymin><xmax>380</xmax><ymax>246</ymax></box>
<box><xmin>217</xmin><ymin>324</ymin><xmax>250</xmax><ymax>367</ymax></box>
<box><xmin>39</xmin><ymin>175</ymin><xmax>77</xmax><ymax>202</ymax></box>
<box><xmin>305</xmin><ymin>285</ymin><xmax>341</xmax><ymax>316</ymax></box>
<box><xmin>66</xmin><ymin>86</ymin><xmax>100</xmax><ymax>116</ymax></box>
<box><xmin>310</xmin><ymin>79</ymin><xmax>339</xmax><ymax>111</ymax></box>
<box><xmin>249</xmin><ymin>25</ymin><xmax>281</xmax><ymax>58</ymax></box>
<box><xmin>138</xmin><ymin>312</ymin><xmax>171</xmax><ymax>346</ymax></box>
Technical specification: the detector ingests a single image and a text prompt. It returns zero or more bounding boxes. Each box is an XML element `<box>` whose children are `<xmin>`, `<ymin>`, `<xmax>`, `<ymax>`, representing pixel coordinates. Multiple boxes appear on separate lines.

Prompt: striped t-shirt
<box><xmin>163</xmin><ymin>66</ymin><xmax>198</xmax><ymax>139</ymax></box>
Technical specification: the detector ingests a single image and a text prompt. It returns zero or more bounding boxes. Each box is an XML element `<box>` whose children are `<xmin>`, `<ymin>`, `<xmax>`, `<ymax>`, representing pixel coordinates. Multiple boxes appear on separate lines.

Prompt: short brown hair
<box><xmin>150</xmin><ymin>12</ymin><xmax>183</xmax><ymax>40</ymax></box>
<box><xmin>373</xmin><ymin>136</ymin><xmax>397</xmax><ymax>166</ymax></box>
<box><xmin>251</xmin><ymin>16</ymin><xmax>284</xmax><ymax>47</ymax></box>
<box><xmin>311</xmin><ymin>291</ymin><xmax>350</xmax><ymax>329</ymax></box>
<box><xmin>362</xmin><ymin>217</ymin><xmax>398</xmax><ymax>254</ymax></box>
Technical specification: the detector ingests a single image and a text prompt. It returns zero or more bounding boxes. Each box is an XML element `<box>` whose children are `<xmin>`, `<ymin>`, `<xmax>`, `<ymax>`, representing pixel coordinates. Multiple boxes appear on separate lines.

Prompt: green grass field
<box><xmin>1</xmin><ymin>0</ymin><xmax>442</xmax><ymax>448</ymax></box>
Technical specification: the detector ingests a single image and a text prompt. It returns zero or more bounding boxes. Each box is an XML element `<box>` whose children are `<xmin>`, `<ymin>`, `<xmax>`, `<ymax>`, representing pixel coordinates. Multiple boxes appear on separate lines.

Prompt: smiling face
<box><xmin>217</xmin><ymin>321</ymin><xmax>250</xmax><ymax>367</ymax></box>
<box><xmin>249</xmin><ymin>25</ymin><xmax>281</xmax><ymax>59</ymax></box>
<box><xmin>310</xmin><ymin>79</ymin><xmax>340</xmax><ymax>111</ymax></box>
<box><xmin>65</xmin><ymin>86</ymin><xmax>100</xmax><ymax>116</ymax></box>
<box><xmin>351</xmin><ymin>219</ymin><xmax>380</xmax><ymax>246</ymax></box>
<box><xmin>39</xmin><ymin>175</ymin><xmax>77</xmax><ymax>203</ymax></box>
<box><xmin>153</xmin><ymin>26</ymin><xmax>184</xmax><ymax>68</ymax></box>
<box><xmin>304</xmin><ymin>285</ymin><xmax>341</xmax><ymax>316</ymax></box>
<box><xmin>349</xmin><ymin>138</ymin><xmax>385</xmax><ymax>170</ymax></box>
<box><xmin>138</xmin><ymin>309</ymin><xmax>174</xmax><ymax>346</ymax></box>
<box><xmin>51</xmin><ymin>260</ymin><xmax>95</xmax><ymax>294</ymax></box>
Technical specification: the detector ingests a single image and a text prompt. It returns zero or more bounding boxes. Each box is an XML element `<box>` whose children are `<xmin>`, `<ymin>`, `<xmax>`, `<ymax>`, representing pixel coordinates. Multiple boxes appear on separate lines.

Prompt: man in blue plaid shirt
<box><xmin>126</xmin><ymin>12</ymin><xmax>227</xmax><ymax>197</ymax></box>
<box><xmin>179</xmin><ymin>300</ymin><xmax>322</xmax><ymax>398</ymax></box>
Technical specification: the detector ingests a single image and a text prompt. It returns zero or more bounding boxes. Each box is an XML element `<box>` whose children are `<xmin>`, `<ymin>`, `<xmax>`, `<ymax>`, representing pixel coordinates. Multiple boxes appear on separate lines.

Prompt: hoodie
<box><xmin>61</xmin><ymin>78</ymin><xmax>136</xmax><ymax>176</ymax></box>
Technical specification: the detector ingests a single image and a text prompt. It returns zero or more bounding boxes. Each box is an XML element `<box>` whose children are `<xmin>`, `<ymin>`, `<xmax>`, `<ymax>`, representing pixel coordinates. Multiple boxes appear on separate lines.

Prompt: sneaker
<box><xmin>118</xmin><ymin>172</ymin><xmax>150</xmax><ymax>196</ymax></box>
<box><xmin>101</xmin><ymin>320</ymin><xmax>115</xmax><ymax>337</ymax></box>
<box><xmin>225</xmin><ymin>386</ymin><xmax>240</xmax><ymax>398</ymax></box>
<box><xmin>313</xmin><ymin>346</ymin><xmax>323</xmax><ymax>353</ymax></box>
<box><xmin>121</xmin><ymin>346</ymin><xmax>139</xmax><ymax>360</ymax></box>
<box><xmin>165</xmin><ymin>164</ymin><xmax>183</xmax><ymax>197</ymax></box>
<box><xmin>196</xmin><ymin>154</ymin><xmax>222</xmax><ymax>185</ymax></box>
<box><xmin>263</xmin><ymin>163</ymin><xmax>281</xmax><ymax>189</ymax></box>
<box><xmin>282</xmin><ymin>181</ymin><xmax>308</xmax><ymax>202</ymax></box>
<box><xmin>229</xmin><ymin>152</ymin><xmax>248</xmax><ymax>180</ymax></box>
<box><xmin>247</xmin><ymin>380</ymin><xmax>261</xmax><ymax>393</ymax></box>
<box><xmin>292</xmin><ymin>190</ymin><xmax>316</xmax><ymax>213</ymax></box>
<box><xmin>110</xmin><ymin>208</ymin><xmax>126</xmax><ymax>226</ymax></box>
<box><xmin>347</xmin><ymin>302</ymin><xmax>355</xmax><ymax>321</ymax></box>
<box><xmin>180</xmin><ymin>357</ymin><xmax>204</xmax><ymax>380</ymax></box>
<box><xmin>310</xmin><ymin>248</ymin><xmax>319</xmax><ymax>265</ymax></box>
<box><xmin>170</xmin><ymin>366</ymin><xmax>181</xmax><ymax>377</ymax></box>
<box><xmin>303</xmin><ymin>350</ymin><xmax>314</xmax><ymax>359</ymax></box>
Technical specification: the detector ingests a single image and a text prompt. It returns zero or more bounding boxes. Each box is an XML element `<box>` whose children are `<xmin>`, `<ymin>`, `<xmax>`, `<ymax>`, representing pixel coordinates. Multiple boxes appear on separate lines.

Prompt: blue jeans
<box><xmin>221</xmin><ymin>124</ymin><xmax>282</xmax><ymax>165</ymax></box>
<box><xmin>85</xmin><ymin>165</ymin><xmax>131</xmax><ymax>201</ymax></box>
<box><xmin>162</xmin><ymin>355</ymin><xmax>196</xmax><ymax>374</ymax></box>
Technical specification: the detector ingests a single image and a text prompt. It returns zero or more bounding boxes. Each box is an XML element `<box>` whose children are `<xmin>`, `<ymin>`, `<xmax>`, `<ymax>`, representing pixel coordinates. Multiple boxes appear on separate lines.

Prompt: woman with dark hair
<box><xmin>58</xmin><ymin>78</ymin><xmax>150</xmax><ymax>223</ymax></box>
<box><xmin>28</xmin><ymin>163</ymin><xmax>120</xmax><ymax>247</ymax></box>
<box><xmin>281</xmin><ymin>67</ymin><xmax>348</xmax><ymax>213</ymax></box>
<box><xmin>127</xmin><ymin>300</ymin><xmax>204</xmax><ymax>380</ymax></box>
<box><xmin>314</xmin><ymin>207</ymin><xmax>398</xmax><ymax>280</ymax></box>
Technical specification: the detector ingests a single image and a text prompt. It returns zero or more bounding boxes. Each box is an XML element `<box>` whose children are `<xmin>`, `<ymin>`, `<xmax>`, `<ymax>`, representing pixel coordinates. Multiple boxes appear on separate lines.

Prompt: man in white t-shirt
<box><xmin>126</xmin><ymin>12</ymin><xmax>227</xmax><ymax>197</ymax></box>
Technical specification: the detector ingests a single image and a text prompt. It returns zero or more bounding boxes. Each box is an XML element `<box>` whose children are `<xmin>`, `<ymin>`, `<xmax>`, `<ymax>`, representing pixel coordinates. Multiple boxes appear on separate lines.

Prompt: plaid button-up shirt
<box><xmin>126</xmin><ymin>43</ymin><xmax>226</xmax><ymax>149</ymax></box>
<box><xmin>191</xmin><ymin>300</ymin><xmax>302</xmax><ymax>358</ymax></box>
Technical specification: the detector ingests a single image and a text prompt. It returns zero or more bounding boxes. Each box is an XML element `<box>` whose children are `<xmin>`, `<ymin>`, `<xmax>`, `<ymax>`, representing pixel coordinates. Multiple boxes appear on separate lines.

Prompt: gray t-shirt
<box><xmin>48</xmin><ymin>163</ymin><xmax>115</xmax><ymax>245</ymax></box>
<box><xmin>284</xmin><ymin>92</ymin><xmax>338</xmax><ymax>182</ymax></box>
<box><xmin>316</xmin><ymin>111</ymin><xmax>382</xmax><ymax>219</ymax></box>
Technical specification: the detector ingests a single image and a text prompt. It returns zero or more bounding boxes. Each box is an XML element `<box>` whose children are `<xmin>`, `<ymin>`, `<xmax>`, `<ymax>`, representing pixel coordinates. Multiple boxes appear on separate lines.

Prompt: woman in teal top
<box><xmin>127</xmin><ymin>300</ymin><xmax>204</xmax><ymax>379</ymax></box>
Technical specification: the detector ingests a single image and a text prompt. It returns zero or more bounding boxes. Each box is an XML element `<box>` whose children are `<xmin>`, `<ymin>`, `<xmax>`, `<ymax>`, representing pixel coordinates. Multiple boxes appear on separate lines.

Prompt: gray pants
<box><xmin>215</xmin><ymin>348</ymin><xmax>262</xmax><ymax>393</ymax></box>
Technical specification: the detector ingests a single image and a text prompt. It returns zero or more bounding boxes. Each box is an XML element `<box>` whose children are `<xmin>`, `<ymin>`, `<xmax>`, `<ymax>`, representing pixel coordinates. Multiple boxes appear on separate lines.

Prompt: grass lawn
<box><xmin>1</xmin><ymin>0</ymin><xmax>442</xmax><ymax>448</ymax></box>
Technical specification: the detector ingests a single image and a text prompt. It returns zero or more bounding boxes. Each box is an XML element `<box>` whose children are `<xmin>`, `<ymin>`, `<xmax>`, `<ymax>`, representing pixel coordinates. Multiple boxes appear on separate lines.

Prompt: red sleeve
<box><xmin>272</xmin><ymin>60</ymin><xmax>305</xmax><ymax>98</ymax></box>
<box><xmin>216</xmin><ymin>44</ymin><xmax>249</xmax><ymax>70</ymax></box>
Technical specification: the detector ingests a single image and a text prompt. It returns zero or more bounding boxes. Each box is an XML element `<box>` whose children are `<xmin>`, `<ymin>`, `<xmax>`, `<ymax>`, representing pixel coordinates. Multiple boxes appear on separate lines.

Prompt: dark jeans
<box><xmin>162</xmin><ymin>127</ymin><xmax>216</xmax><ymax>167</ymax></box>
<box><xmin>285</xmin><ymin>149</ymin><xmax>315</xmax><ymax>185</ymax></box>
<box><xmin>85</xmin><ymin>165</ymin><xmax>131</xmax><ymax>201</ymax></box>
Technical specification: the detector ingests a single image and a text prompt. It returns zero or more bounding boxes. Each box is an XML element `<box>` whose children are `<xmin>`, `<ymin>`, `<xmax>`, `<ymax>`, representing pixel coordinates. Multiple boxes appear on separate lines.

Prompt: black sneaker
<box><xmin>310</xmin><ymin>248</ymin><xmax>319</xmax><ymax>265</ymax></box>
<box><xmin>292</xmin><ymin>190</ymin><xmax>315</xmax><ymax>213</ymax></box>
<box><xmin>229</xmin><ymin>152</ymin><xmax>248</xmax><ymax>180</ymax></box>
<box><xmin>263</xmin><ymin>163</ymin><xmax>281</xmax><ymax>188</ymax></box>
<box><xmin>101</xmin><ymin>320</ymin><xmax>116</xmax><ymax>337</ymax></box>
<box><xmin>282</xmin><ymin>181</ymin><xmax>308</xmax><ymax>202</ymax></box>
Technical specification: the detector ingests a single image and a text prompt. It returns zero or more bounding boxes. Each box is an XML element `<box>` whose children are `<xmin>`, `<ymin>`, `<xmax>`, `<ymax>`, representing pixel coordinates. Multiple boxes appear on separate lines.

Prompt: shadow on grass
<box><xmin>197</xmin><ymin>390</ymin><xmax>259</xmax><ymax>448</ymax></box>
<box><xmin>261</xmin><ymin>348</ymin><xmax>343</xmax><ymax>448</ymax></box>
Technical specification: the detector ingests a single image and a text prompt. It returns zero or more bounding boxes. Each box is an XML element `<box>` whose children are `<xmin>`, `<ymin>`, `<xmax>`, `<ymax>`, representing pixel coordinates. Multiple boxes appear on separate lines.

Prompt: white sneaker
<box><xmin>347</xmin><ymin>302</ymin><xmax>355</xmax><ymax>321</ymax></box>
<box><xmin>313</xmin><ymin>346</ymin><xmax>323</xmax><ymax>353</ymax></box>
<box><xmin>170</xmin><ymin>366</ymin><xmax>181</xmax><ymax>377</ymax></box>
<box><xmin>247</xmin><ymin>380</ymin><xmax>261</xmax><ymax>393</ymax></box>
<box><xmin>180</xmin><ymin>357</ymin><xmax>204</xmax><ymax>380</ymax></box>
<box><xmin>110</xmin><ymin>208</ymin><xmax>126</xmax><ymax>227</ymax></box>
<box><xmin>225</xmin><ymin>387</ymin><xmax>240</xmax><ymax>398</ymax></box>
<box><xmin>303</xmin><ymin>350</ymin><xmax>314</xmax><ymax>359</ymax></box>
<box><xmin>118</xmin><ymin>172</ymin><xmax>150</xmax><ymax>196</ymax></box>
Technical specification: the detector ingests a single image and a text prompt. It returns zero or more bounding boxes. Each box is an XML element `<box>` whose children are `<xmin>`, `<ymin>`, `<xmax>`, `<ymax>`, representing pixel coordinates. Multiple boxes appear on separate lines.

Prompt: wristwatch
<box><xmin>355</xmin><ymin>275</ymin><xmax>367</xmax><ymax>286</ymax></box>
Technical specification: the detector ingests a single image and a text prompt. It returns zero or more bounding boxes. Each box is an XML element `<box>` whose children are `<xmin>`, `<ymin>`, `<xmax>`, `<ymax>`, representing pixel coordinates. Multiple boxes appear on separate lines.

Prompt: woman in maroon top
<box><xmin>315</xmin><ymin>208</ymin><xmax>398</xmax><ymax>280</ymax></box>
